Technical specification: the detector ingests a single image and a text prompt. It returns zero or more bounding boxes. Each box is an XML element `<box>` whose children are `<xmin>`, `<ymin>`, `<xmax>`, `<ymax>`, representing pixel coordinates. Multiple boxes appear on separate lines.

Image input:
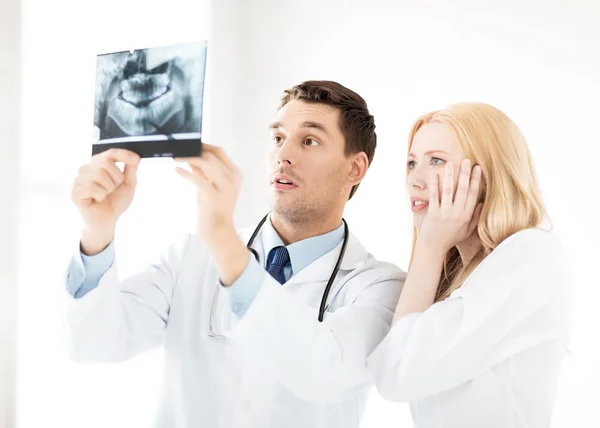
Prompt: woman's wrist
<box><xmin>414</xmin><ymin>238</ymin><xmax>449</xmax><ymax>262</ymax></box>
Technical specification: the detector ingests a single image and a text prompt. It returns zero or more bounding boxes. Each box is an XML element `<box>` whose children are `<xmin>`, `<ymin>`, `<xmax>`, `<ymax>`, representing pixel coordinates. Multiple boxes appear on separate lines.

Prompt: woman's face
<box><xmin>406</xmin><ymin>122</ymin><xmax>465</xmax><ymax>230</ymax></box>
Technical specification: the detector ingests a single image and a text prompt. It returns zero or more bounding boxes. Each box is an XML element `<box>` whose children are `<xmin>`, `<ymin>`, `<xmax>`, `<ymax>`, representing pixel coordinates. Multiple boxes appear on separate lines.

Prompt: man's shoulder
<box><xmin>345</xmin><ymin>233</ymin><xmax>407</xmax><ymax>283</ymax></box>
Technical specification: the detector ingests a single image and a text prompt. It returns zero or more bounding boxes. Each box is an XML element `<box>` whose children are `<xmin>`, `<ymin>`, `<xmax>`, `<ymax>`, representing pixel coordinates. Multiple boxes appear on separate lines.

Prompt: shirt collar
<box><xmin>261</xmin><ymin>216</ymin><xmax>345</xmax><ymax>276</ymax></box>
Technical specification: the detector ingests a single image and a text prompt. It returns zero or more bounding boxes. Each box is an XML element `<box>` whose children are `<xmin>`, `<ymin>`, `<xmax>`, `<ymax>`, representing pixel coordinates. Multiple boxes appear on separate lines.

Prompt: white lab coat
<box><xmin>367</xmin><ymin>228</ymin><xmax>573</xmax><ymax>428</ymax></box>
<box><xmin>64</xmin><ymin>226</ymin><xmax>406</xmax><ymax>428</ymax></box>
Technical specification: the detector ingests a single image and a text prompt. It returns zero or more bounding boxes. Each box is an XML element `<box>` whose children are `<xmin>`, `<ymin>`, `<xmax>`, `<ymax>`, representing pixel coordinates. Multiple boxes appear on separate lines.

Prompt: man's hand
<box><xmin>175</xmin><ymin>144</ymin><xmax>249</xmax><ymax>285</ymax></box>
<box><xmin>175</xmin><ymin>144</ymin><xmax>243</xmax><ymax>244</ymax></box>
<box><xmin>72</xmin><ymin>149</ymin><xmax>141</xmax><ymax>255</ymax></box>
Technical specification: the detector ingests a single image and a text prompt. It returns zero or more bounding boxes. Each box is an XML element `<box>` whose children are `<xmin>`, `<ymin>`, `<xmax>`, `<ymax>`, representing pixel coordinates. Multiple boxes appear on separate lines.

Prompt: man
<box><xmin>65</xmin><ymin>80</ymin><xmax>406</xmax><ymax>428</ymax></box>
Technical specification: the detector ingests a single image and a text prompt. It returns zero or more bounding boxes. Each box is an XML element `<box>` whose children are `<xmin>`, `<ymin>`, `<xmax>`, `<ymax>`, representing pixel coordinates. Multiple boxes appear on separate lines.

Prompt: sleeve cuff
<box><xmin>81</xmin><ymin>240</ymin><xmax>116</xmax><ymax>274</ymax></box>
<box><xmin>65</xmin><ymin>240</ymin><xmax>115</xmax><ymax>299</ymax></box>
<box><xmin>224</xmin><ymin>255</ymin><xmax>266</xmax><ymax>318</ymax></box>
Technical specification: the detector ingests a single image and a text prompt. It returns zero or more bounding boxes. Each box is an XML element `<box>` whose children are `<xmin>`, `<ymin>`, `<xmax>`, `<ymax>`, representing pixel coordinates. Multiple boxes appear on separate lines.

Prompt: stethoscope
<box><xmin>208</xmin><ymin>213</ymin><xmax>350</xmax><ymax>339</ymax></box>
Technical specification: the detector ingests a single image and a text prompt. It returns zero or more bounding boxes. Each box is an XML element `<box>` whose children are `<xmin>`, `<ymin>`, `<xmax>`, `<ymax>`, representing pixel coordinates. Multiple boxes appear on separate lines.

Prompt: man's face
<box><xmin>266</xmin><ymin>100</ymin><xmax>351</xmax><ymax>223</ymax></box>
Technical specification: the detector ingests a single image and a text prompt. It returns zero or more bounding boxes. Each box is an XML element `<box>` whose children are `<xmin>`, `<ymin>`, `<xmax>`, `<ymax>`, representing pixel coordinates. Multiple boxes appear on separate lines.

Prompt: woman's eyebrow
<box><xmin>408</xmin><ymin>150</ymin><xmax>449</xmax><ymax>157</ymax></box>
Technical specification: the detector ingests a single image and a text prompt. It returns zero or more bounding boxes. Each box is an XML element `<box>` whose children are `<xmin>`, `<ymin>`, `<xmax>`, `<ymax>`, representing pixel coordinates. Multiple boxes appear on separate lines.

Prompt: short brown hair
<box><xmin>279</xmin><ymin>80</ymin><xmax>377</xmax><ymax>200</ymax></box>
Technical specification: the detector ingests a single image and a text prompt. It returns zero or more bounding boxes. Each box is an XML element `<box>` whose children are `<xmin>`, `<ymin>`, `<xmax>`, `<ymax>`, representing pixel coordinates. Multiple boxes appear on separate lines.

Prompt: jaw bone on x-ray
<box><xmin>92</xmin><ymin>41</ymin><xmax>207</xmax><ymax>158</ymax></box>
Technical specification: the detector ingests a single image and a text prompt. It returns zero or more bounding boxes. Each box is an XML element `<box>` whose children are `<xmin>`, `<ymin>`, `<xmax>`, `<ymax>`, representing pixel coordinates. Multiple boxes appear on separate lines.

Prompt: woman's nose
<box><xmin>407</xmin><ymin>166</ymin><xmax>427</xmax><ymax>190</ymax></box>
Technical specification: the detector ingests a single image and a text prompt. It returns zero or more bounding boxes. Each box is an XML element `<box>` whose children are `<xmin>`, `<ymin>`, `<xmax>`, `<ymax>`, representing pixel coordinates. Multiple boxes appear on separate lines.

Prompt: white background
<box><xmin>14</xmin><ymin>0</ymin><xmax>600</xmax><ymax>427</ymax></box>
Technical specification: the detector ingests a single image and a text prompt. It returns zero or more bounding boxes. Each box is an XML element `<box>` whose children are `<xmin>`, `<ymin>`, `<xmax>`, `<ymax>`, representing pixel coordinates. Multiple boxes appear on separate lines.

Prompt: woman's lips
<box><xmin>411</xmin><ymin>202</ymin><xmax>429</xmax><ymax>213</ymax></box>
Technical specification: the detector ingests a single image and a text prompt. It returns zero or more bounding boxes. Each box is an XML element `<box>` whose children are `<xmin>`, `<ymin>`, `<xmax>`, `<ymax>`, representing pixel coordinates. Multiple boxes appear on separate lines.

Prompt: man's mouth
<box><xmin>272</xmin><ymin>174</ymin><xmax>298</xmax><ymax>190</ymax></box>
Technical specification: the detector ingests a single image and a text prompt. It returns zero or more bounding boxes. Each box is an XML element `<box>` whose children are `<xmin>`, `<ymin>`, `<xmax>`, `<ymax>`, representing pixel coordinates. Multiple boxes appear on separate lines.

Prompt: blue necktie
<box><xmin>266</xmin><ymin>246</ymin><xmax>290</xmax><ymax>285</ymax></box>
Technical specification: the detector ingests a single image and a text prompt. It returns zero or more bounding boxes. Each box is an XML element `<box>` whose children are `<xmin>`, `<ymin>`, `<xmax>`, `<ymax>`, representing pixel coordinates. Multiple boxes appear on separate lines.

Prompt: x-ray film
<box><xmin>92</xmin><ymin>41</ymin><xmax>207</xmax><ymax>158</ymax></box>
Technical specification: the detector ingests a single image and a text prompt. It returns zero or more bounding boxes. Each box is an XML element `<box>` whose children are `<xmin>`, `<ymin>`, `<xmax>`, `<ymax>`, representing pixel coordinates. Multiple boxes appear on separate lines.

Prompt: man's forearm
<box><xmin>207</xmin><ymin>225</ymin><xmax>251</xmax><ymax>287</ymax></box>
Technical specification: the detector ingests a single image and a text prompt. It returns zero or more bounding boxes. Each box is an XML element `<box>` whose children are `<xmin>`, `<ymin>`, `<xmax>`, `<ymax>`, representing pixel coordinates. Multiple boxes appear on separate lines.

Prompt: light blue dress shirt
<box><xmin>65</xmin><ymin>219</ymin><xmax>345</xmax><ymax>318</ymax></box>
<box><xmin>226</xmin><ymin>219</ymin><xmax>344</xmax><ymax>317</ymax></box>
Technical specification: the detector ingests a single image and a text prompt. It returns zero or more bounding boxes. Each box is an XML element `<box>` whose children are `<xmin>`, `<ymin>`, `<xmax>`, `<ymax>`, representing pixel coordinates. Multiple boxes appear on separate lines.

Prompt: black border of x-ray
<box><xmin>91</xmin><ymin>138</ymin><xmax>203</xmax><ymax>158</ymax></box>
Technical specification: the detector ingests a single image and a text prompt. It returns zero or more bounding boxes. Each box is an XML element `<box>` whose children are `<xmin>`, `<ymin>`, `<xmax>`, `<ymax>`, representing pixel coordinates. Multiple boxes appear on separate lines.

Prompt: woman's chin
<box><xmin>412</xmin><ymin>215</ymin><xmax>424</xmax><ymax>230</ymax></box>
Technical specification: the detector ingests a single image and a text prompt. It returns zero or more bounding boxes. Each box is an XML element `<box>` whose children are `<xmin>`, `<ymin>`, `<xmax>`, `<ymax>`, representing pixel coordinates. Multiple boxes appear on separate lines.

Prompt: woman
<box><xmin>367</xmin><ymin>103</ymin><xmax>572</xmax><ymax>427</ymax></box>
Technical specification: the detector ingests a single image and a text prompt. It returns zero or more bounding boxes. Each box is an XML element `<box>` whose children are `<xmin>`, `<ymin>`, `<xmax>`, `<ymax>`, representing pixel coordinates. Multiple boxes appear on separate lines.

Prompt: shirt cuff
<box><xmin>65</xmin><ymin>240</ymin><xmax>116</xmax><ymax>299</ymax></box>
<box><xmin>224</xmin><ymin>255</ymin><xmax>266</xmax><ymax>318</ymax></box>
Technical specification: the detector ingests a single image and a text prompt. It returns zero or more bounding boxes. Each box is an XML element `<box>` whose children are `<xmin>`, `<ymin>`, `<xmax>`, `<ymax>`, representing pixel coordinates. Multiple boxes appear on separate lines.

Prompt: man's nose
<box><xmin>275</xmin><ymin>138</ymin><xmax>297</xmax><ymax>165</ymax></box>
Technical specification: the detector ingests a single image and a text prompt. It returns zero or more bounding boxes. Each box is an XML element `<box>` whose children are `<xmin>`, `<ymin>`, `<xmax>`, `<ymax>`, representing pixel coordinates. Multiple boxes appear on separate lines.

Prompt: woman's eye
<box><xmin>431</xmin><ymin>157</ymin><xmax>445</xmax><ymax>166</ymax></box>
<box><xmin>407</xmin><ymin>160</ymin><xmax>416</xmax><ymax>170</ymax></box>
<box><xmin>303</xmin><ymin>138</ymin><xmax>320</xmax><ymax>147</ymax></box>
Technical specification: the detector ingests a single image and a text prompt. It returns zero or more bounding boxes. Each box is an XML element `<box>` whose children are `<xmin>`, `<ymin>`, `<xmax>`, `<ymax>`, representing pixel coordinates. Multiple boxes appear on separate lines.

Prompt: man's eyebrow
<box><xmin>300</xmin><ymin>121</ymin><xmax>330</xmax><ymax>136</ymax></box>
<box><xmin>268</xmin><ymin>121</ymin><xmax>331</xmax><ymax>136</ymax></box>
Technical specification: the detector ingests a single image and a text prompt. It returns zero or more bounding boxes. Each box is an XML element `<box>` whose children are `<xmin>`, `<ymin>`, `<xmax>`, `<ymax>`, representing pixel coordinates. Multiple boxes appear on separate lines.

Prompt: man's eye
<box><xmin>272</xmin><ymin>135</ymin><xmax>283</xmax><ymax>144</ymax></box>
<box><xmin>303</xmin><ymin>138</ymin><xmax>320</xmax><ymax>147</ymax></box>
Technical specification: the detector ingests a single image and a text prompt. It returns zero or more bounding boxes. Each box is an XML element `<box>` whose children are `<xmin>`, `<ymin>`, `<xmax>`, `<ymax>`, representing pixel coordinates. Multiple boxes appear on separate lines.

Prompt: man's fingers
<box><xmin>176</xmin><ymin>152</ymin><xmax>229</xmax><ymax>188</ymax></box>
<box><xmin>123</xmin><ymin>160</ymin><xmax>139</xmax><ymax>187</ymax></box>
<box><xmin>176</xmin><ymin>144</ymin><xmax>240</xmax><ymax>175</ymax></box>
<box><xmin>87</xmin><ymin>149</ymin><xmax>139</xmax><ymax>188</ymax></box>
<box><xmin>93</xmin><ymin>148</ymin><xmax>141</xmax><ymax>166</ymax></box>
<box><xmin>72</xmin><ymin>182</ymin><xmax>108</xmax><ymax>204</ymax></box>
<box><xmin>202</xmin><ymin>144</ymin><xmax>239</xmax><ymax>174</ymax></box>
<box><xmin>99</xmin><ymin>161</ymin><xmax>125</xmax><ymax>188</ymax></box>
<box><xmin>175</xmin><ymin>166</ymin><xmax>214</xmax><ymax>194</ymax></box>
<box><xmin>73</xmin><ymin>168</ymin><xmax>117</xmax><ymax>194</ymax></box>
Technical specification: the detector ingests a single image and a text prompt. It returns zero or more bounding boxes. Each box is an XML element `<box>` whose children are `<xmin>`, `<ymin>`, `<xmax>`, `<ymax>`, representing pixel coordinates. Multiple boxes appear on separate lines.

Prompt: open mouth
<box><xmin>272</xmin><ymin>175</ymin><xmax>298</xmax><ymax>190</ymax></box>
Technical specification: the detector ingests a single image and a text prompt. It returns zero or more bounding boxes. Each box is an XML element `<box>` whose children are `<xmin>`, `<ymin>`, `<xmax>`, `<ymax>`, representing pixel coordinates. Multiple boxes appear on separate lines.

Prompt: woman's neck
<box><xmin>456</xmin><ymin>233</ymin><xmax>482</xmax><ymax>264</ymax></box>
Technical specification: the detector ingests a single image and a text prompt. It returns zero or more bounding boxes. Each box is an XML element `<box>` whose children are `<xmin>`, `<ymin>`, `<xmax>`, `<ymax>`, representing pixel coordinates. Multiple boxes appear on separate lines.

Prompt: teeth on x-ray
<box><xmin>93</xmin><ymin>41</ymin><xmax>207</xmax><ymax>145</ymax></box>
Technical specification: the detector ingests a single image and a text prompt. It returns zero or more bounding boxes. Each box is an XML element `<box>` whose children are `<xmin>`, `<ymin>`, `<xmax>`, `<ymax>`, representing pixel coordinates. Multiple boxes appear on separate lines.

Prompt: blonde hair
<box><xmin>407</xmin><ymin>102</ymin><xmax>549</xmax><ymax>302</ymax></box>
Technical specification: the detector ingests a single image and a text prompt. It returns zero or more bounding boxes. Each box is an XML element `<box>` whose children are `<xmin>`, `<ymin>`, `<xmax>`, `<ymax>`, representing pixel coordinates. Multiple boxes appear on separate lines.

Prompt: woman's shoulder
<box><xmin>495</xmin><ymin>227</ymin><xmax>565</xmax><ymax>259</ymax></box>
<box><xmin>456</xmin><ymin>228</ymin><xmax>571</xmax><ymax>300</ymax></box>
<box><xmin>483</xmin><ymin>228</ymin><xmax>570</xmax><ymax>280</ymax></box>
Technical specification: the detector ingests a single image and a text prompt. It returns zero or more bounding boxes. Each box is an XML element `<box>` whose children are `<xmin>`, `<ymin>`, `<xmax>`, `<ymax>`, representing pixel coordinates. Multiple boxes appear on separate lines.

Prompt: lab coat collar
<box><xmin>241</xmin><ymin>217</ymin><xmax>368</xmax><ymax>284</ymax></box>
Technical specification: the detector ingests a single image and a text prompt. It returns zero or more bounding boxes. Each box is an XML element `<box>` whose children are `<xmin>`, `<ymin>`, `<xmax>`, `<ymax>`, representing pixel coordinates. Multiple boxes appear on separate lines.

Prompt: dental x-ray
<box><xmin>92</xmin><ymin>40</ymin><xmax>207</xmax><ymax>158</ymax></box>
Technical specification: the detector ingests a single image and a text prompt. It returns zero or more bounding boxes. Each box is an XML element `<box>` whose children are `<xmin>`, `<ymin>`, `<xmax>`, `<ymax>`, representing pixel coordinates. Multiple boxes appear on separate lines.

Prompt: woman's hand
<box><xmin>417</xmin><ymin>159</ymin><xmax>483</xmax><ymax>253</ymax></box>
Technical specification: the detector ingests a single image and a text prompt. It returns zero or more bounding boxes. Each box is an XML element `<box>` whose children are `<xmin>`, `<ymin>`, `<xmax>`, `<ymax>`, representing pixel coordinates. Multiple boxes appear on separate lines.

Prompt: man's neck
<box><xmin>270</xmin><ymin>212</ymin><xmax>344</xmax><ymax>246</ymax></box>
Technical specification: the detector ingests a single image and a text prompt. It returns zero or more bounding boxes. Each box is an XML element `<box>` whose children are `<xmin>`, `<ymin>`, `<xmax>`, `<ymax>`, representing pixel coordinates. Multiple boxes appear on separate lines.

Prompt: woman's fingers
<box><xmin>441</xmin><ymin>161</ymin><xmax>455</xmax><ymax>211</ymax></box>
<box><xmin>464</xmin><ymin>165</ymin><xmax>482</xmax><ymax>213</ymax></box>
<box><xmin>466</xmin><ymin>202</ymin><xmax>483</xmax><ymax>237</ymax></box>
<box><xmin>454</xmin><ymin>159</ymin><xmax>471</xmax><ymax>209</ymax></box>
<box><xmin>428</xmin><ymin>172</ymin><xmax>440</xmax><ymax>212</ymax></box>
